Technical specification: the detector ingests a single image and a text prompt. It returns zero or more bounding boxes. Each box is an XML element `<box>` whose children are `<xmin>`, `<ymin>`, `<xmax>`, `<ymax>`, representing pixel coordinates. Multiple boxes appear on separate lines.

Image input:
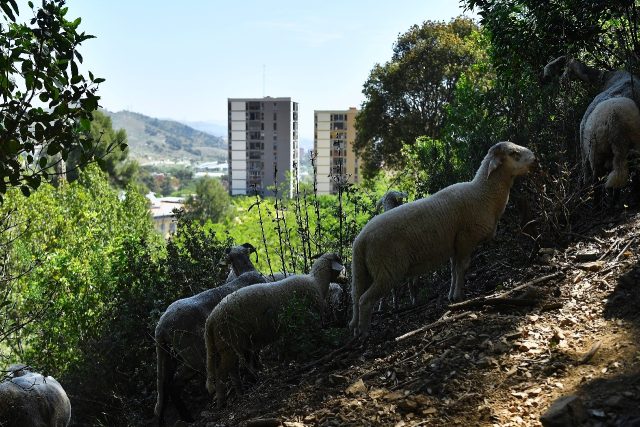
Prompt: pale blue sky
<box><xmin>61</xmin><ymin>1</ymin><xmax>474</xmax><ymax>145</ymax></box>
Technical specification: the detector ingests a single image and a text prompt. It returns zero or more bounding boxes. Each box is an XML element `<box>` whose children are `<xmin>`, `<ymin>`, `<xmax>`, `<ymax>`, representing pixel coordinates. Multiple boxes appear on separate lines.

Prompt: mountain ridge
<box><xmin>104</xmin><ymin>110</ymin><xmax>227</xmax><ymax>163</ymax></box>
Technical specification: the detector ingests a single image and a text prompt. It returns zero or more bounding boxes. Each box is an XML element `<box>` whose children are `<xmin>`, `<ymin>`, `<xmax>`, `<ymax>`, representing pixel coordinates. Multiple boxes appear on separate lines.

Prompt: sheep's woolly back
<box><xmin>0</xmin><ymin>370</ymin><xmax>71</xmax><ymax>427</ymax></box>
<box><xmin>583</xmin><ymin>97</ymin><xmax>640</xmax><ymax>188</ymax></box>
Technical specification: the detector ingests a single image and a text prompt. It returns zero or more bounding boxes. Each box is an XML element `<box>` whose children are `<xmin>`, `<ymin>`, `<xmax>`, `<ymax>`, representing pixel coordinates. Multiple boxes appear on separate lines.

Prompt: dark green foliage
<box><xmin>166</xmin><ymin>209</ymin><xmax>232</xmax><ymax>294</ymax></box>
<box><xmin>0</xmin><ymin>0</ymin><xmax>104</xmax><ymax>200</ymax></box>
<box><xmin>65</xmin><ymin>110</ymin><xmax>136</xmax><ymax>187</ymax></box>
<box><xmin>58</xmin><ymin>210</ymin><xmax>231</xmax><ymax>426</ymax></box>
<box><xmin>466</xmin><ymin>0</ymin><xmax>639</xmax><ymax>72</ymax></box>
<box><xmin>272</xmin><ymin>293</ymin><xmax>347</xmax><ymax>360</ymax></box>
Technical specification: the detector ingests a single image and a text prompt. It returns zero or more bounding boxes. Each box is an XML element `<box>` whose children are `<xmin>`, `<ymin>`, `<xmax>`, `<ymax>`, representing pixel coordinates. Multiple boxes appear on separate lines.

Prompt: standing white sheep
<box><xmin>543</xmin><ymin>56</ymin><xmax>640</xmax><ymax>189</ymax></box>
<box><xmin>349</xmin><ymin>142</ymin><xmax>536</xmax><ymax>337</ymax></box>
<box><xmin>154</xmin><ymin>243</ymin><xmax>266</xmax><ymax>424</ymax></box>
<box><xmin>204</xmin><ymin>253</ymin><xmax>344</xmax><ymax>407</ymax></box>
<box><xmin>0</xmin><ymin>364</ymin><xmax>71</xmax><ymax>427</ymax></box>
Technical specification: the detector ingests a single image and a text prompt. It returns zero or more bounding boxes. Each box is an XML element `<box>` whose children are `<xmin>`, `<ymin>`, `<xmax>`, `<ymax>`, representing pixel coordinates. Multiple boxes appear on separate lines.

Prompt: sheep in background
<box><xmin>0</xmin><ymin>364</ymin><xmax>71</xmax><ymax>427</ymax></box>
<box><xmin>154</xmin><ymin>243</ymin><xmax>266</xmax><ymax>425</ymax></box>
<box><xmin>350</xmin><ymin>142</ymin><xmax>536</xmax><ymax>337</ymax></box>
<box><xmin>542</xmin><ymin>56</ymin><xmax>640</xmax><ymax>189</ymax></box>
<box><xmin>205</xmin><ymin>253</ymin><xmax>344</xmax><ymax>407</ymax></box>
<box><xmin>375</xmin><ymin>190</ymin><xmax>408</xmax><ymax>214</ymax></box>
<box><xmin>374</xmin><ymin>190</ymin><xmax>419</xmax><ymax>311</ymax></box>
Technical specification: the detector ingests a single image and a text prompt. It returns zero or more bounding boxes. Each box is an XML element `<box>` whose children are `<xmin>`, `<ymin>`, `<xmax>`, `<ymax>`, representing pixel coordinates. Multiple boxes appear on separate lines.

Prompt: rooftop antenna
<box><xmin>262</xmin><ymin>64</ymin><xmax>266</xmax><ymax>97</ymax></box>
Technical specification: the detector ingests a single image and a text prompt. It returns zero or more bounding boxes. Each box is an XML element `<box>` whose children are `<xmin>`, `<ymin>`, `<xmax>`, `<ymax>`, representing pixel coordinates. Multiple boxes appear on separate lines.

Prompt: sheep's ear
<box><xmin>242</xmin><ymin>242</ymin><xmax>256</xmax><ymax>253</ymax></box>
<box><xmin>487</xmin><ymin>155</ymin><xmax>503</xmax><ymax>179</ymax></box>
<box><xmin>331</xmin><ymin>261</ymin><xmax>344</xmax><ymax>272</ymax></box>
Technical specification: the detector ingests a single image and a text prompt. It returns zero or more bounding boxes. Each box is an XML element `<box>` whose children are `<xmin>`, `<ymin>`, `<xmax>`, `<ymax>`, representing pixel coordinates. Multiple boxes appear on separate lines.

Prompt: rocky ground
<box><xmin>183</xmin><ymin>206</ymin><xmax>640</xmax><ymax>427</ymax></box>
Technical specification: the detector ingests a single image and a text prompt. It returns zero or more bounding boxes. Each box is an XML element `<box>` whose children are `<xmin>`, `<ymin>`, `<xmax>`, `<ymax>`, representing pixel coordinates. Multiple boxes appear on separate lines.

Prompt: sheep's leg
<box><xmin>349</xmin><ymin>259</ymin><xmax>365</xmax><ymax>334</ymax></box>
<box><xmin>408</xmin><ymin>277</ymin><xmax>418</xmax><ymax>306</ymax></box>
<box><xmin>449</xmin><ymin>254</ymin><xmax>471</xmax><ymax>302</ymax></box>
<box><xmin>205</xmin><ymin>326</ymin><xmax>217</xmax><ymax>396</ymax></box>
<box><xmin>391</xmin><ymin>288</ymin><xmax>399</xmax><ymax>310</ymax></box>
<box><xmin>606</xmin><ymin>141</ymin><xmax>630</xmax><ymax>189</ymax></box>
<box><xmin>358</xmin><ymin>280</ymin><xmax>395</xmax><ymax>337</ymax></box>
<box><xmin>376</xmin><ymin>296</ymin><xmax>388</xmax><ymax>313</ymax></box>
<box><xmin>155</xmin><ymin>343</ymin><xmax>176</xmax><ymax>425</ymax></box>
<box><xmin>215</xmin><ymin>351</ymin><xmax>238</xmax><ymax>408</ymax></box>
<box><xmin>170</xmin><ymin>366</ymin><xmax>196</xmax><ymax>422</ymax></box>
<box><xmin>230</xmin><ymin>366</ymin><xmax>244</xmax><ymax>397</ymax></box>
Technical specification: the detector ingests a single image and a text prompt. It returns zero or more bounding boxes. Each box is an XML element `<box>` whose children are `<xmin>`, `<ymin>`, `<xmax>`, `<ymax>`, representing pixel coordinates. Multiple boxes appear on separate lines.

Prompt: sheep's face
<box><xmin>316</xmin><ymin>253</ymin><xmax>345</xmax><ymax>281</ymax></box>
<box><xmin>487</xmin><ymin>142</ymin><xmax>535</xmax><ymax>179</ymax></box>
<box><xmin>541</xmin><ymin>55</ymin><xmax>567</xmax><ymax>84</ymax></box>
<box><xmin>219</xmin><ymin>243</ymin><xmax>257</xmax><ymax>268</ymax></box>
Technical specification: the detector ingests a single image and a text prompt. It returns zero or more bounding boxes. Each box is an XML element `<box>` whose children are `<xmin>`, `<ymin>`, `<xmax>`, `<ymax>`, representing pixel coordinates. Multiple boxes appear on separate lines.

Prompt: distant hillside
<box><xmin>105</xmin><ymin>110</ymin><xmax>227</xmax><ymax>163</ymax></box>
<box><xmin>178</xmin><ymin>120</ymin><xmax>228</xmax><ymax>137</ymax></box>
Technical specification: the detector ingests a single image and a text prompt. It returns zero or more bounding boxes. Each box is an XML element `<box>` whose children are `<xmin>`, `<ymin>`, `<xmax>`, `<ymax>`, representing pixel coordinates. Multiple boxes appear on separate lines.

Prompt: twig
<box><xmin>578</xmin><ymin>340</ymin><xmax>602</xmax><ymax>364</ymax></box>
<box><xmin>614</xmin><ymin>237</ymin><xmax>636</xmax><ymax>262</ymax></box>
<box><xmin>395</xmin><ymin>311</ymin><xmax>473</xmax><ymax>342</ymax></box>
<box><xmin>446</xmin><ymin>271</ymin><xmax>563</xmax><ymax>311</ymax></box>
<box><xmin>598</xmin><ymin>238</ymin><xmax>621</xmax><ymax>261</ymax></box>
<box><xmin>449</xmin><ymin>297</ymin><xmax>541</xmax><ymax>311</ymax></box>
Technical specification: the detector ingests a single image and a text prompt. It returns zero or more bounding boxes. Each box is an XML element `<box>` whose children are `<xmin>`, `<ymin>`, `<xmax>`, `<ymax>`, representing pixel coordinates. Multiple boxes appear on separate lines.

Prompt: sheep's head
<box><xmin>487</xmin><ymin>142</ymin><xmax>536</xmax><ymax>179</ymax></box>
<box><xmin>542</xmin><ymin>56</ymin><xmax>568</xmax><ymax>84</ymax></box>
<box><xmin>5</xmin><ymin>364</ymin><xmax>28</xmax><ymax>378</ymax></box>
<box><xmin>312</xmin><ymin>253</ymin><xmax>345</xmax><ymax>281</ymax></box>
<box><xmin>377</xmin><ymin>190</ymin><xmax>408</xmax><ymax>213</ymax></box>
<box><xmin>220</xmin><ymin>243</ymin><xmax>257</xmax><ymax>273</ymax></box>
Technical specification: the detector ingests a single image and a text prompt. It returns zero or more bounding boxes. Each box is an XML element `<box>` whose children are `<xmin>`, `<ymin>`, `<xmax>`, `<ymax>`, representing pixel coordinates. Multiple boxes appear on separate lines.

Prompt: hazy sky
<box><xmin>60</xmin><ymin>1</ymin><xmax>474</xmax><ymax>145</ymax></box>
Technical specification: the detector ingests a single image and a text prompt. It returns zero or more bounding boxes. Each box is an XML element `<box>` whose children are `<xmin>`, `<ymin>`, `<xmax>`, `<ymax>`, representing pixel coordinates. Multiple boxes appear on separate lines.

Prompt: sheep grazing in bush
<box><xmin>154</xmin><ymin>243</ymin><xmax>266</xmax><ymax>424</ymax></box>
<box><xmin>543</xmin><ymin>56</ymin><xmax>640</xmax><ymax>189</ymax></box>
<box><xmin>205</xmin><ymin>253</ymin><xmax>344</xmax><ymax>407</ymax></box>
<box><xmin>0</xmin><ymin>364</ymin><xmax>71</xmax><ymax>427</ymax></box>
<box><xmin>349</xmin><ymin>142</ymin><xmax>536</xmax><ymax>337</ymax></box>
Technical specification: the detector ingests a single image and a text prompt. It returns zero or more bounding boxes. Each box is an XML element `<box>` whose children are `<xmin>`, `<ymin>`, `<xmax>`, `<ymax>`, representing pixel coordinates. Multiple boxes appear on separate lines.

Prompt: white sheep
<box><xmin>0</xmin><ymin>364</ymin><xmax>71</xmax><ymax>427</ymax></box>
<box><xmin>349</xmin><ymin>141</ymin><xmax>536</xmax><ymax>337</ymax></box>
<box><xmin>543</xmin><ymin>56</ymin><xmax>640</xmax><ymax>188</ymax></box>
<box><xmin>154</xmin><ymin>243</ymin><xmax>266</xmax><ymax>424</ymax></box>
<box><xmin>204</xmin><ymin>253</ymin><xmax>344</xmax><ymax>407</ymax></box>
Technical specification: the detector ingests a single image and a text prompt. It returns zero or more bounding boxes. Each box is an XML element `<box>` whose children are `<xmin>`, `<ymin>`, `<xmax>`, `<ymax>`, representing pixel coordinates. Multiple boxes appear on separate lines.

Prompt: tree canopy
<box><xmin>465</xmin><ymin>0</ymin><xmax>640</xmax><ymax>71</ymax></box>
<box><xmin>0</xmin><ymin>0</ymin><xmax>107</xmax><ymax>200</ymax></box>
<box><xmin>66</xmin><ymin>110</ymin><xmax>137</xmax><ymax>188</ymax></box>
<box><xmin>184</xmin><ymin>176</ymin><xmax>231</xmax><ymax>224</ymax></box>
<box><xmin>354</xmin><ymin>17</ymin><xmax>481</xmax><ymax>177</ymax></box>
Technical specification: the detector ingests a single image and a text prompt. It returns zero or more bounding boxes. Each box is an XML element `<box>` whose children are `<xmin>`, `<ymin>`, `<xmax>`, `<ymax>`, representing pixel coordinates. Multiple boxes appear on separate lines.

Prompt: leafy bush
<box><xmin>271</xmin><ymin>293</ymin><xmax>347</xmax><ymax>361</ymax></box>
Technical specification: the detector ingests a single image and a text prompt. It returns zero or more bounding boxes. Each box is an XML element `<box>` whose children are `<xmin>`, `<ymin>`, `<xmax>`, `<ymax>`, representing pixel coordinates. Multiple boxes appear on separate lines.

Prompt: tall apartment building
<box><xmin>228</xmin><ymin>97</ymin><xmax>299</xmax><ymax>196</ymax></box>
<box><xmin>314</xmin><ymin>107</ymin><xmax>361</xmax><ymax>194</ymax></box>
